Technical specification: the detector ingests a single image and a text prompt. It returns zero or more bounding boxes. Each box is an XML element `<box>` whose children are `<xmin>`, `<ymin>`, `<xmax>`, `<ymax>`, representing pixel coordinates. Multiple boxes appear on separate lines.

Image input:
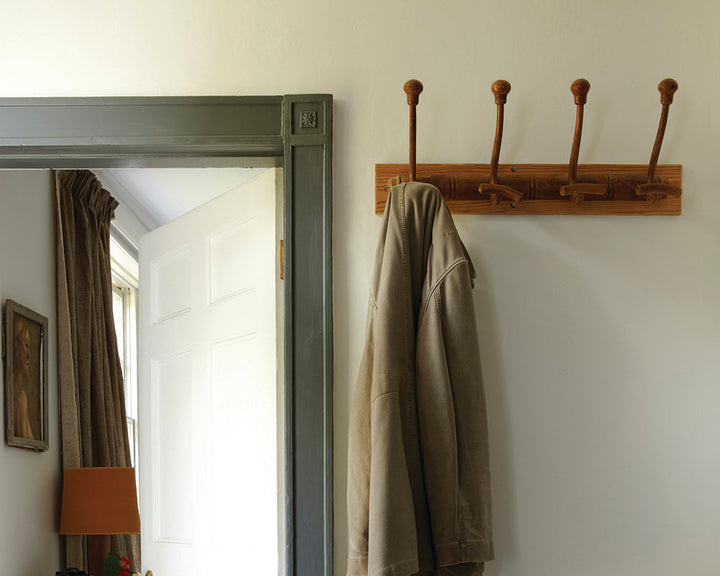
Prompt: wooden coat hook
<box><xmin>404</xmin><ymin>79</ymin><xmax>423</xmax><ymax>182</ymax></box>
<box><xmin>379</xmin><ymin>78</ymin><xmax>682</xmax><ymax>216</ymax></box>
<box><xmin>635</xmin><ymin>78</ymin><xmax>682</xmax><ymax>203</ymax></box>
<box><xmin>478</xmin><ymin>80</ymin><xmax>524</xmax><ymax>207</ymax></box>
<box><xmin>559</xmin><ymin>79</ymin><xmax>606</xmax><ymax>203</ymax></box>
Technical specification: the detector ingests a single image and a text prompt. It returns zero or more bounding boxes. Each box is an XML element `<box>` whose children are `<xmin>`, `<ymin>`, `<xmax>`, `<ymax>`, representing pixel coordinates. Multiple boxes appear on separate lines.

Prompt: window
<box><xmin>110</xmin><ymin>232</ymin><xmax>139</xmax><ymax>472</ymax></box>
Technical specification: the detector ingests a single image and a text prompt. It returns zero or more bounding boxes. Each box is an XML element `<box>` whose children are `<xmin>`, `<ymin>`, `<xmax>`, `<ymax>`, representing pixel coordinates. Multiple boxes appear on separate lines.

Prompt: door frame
<box><xmin>0</xmin><ymin>95</ymin><xmax>333</xmax><ymax>576</ymax></box>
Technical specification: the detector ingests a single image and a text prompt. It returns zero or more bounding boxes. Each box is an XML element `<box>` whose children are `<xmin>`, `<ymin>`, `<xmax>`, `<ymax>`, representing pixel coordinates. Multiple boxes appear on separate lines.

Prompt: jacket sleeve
<box><xmin>415</xmin><ymin>260</ymin><xmax>494</xmax><ymax>569</ymax></box>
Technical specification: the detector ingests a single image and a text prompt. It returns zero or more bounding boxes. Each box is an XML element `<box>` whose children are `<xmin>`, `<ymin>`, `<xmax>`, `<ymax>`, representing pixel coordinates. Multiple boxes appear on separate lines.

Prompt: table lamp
<box><xmin>59</xmin><ymin>467</ymin><xmax>140</xmax><ymax>576</ymax></box>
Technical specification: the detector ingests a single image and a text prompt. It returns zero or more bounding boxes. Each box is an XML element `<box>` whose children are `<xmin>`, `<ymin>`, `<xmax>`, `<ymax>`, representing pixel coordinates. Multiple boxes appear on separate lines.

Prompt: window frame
<box><xmin>110</xmin><ymin>235</ymin><xmax>139</xmax><ymax>473</ymax></box>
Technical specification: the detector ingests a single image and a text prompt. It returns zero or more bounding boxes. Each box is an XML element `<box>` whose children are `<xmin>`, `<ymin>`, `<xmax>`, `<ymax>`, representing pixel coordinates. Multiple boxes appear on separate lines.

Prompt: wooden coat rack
<box><xmin>375</xmin><ymin>78</ymin><xmax>682</xmax><ymax>215</ymax></box>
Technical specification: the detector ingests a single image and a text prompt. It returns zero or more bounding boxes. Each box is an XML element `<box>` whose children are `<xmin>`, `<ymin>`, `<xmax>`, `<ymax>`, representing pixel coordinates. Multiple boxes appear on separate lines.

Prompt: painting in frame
<box><xmin>3</xmin><ymin>299</ymin><xmax>49</xmax><ymax>451</ymax></box>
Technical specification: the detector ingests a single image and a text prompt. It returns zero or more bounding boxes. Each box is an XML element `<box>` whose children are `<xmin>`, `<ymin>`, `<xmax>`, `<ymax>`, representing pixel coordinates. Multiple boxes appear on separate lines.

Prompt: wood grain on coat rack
<box><xmin>376</xmin><ymin>78</ymin><xmax>682</xmax><ymax>216</ymax></box>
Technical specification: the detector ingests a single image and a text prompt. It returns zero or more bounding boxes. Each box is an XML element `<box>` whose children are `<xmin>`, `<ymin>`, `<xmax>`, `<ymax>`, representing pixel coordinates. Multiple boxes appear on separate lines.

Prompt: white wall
<box><xmin>0</xmin><ymin>1</ymin><xmax>718</xmax><ymax>575</ymax></box>
<box><xmin>0</xmin><ymin>170</ymin><xmax>60</xmax><ymax>576</ymax></box>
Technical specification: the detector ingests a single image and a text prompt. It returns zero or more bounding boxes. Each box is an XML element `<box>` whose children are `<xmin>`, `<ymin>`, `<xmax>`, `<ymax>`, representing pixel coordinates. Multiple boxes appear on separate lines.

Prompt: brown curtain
<box><xmin>56</xmin><ymin>170</ymin><xmax>140</xmax><ymax>572</ymax></box>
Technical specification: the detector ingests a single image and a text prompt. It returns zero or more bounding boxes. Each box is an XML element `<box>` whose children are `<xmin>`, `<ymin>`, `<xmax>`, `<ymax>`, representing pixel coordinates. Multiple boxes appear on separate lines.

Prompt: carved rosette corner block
<box><xmin>300</xmin><ymin>110</ymin><xmax>318</xmax><ymax>129</ymax></box>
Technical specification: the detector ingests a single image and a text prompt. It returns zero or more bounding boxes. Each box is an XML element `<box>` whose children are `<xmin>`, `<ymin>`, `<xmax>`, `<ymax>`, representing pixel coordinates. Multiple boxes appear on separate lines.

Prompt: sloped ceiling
<box><xmin>95</xmin><ymin>167</ymin><xmax>268</xmax><ymax>231</ymax></box>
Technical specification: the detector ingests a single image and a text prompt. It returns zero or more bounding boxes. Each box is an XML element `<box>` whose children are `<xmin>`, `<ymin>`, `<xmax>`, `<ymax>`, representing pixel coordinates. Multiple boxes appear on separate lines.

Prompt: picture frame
<box><xmin>2</xmin><ymin>299</ymin><xmax>49</xmax><ymax>451</ymax></box>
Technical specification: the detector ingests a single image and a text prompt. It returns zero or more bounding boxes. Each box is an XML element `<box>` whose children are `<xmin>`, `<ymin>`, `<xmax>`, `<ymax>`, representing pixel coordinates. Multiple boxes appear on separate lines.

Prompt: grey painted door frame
<box><xmin>0</xmin><ymin>95</ymin><xmax>333</xmax><ymax>576</ymax></box>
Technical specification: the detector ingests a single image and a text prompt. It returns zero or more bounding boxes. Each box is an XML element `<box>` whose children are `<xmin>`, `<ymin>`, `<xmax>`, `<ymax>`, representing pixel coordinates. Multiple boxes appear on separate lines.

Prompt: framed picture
<box><xmin>3</xmin><ymin>300</ymin><xmax>49</xmax><ymax>451</ymax></box>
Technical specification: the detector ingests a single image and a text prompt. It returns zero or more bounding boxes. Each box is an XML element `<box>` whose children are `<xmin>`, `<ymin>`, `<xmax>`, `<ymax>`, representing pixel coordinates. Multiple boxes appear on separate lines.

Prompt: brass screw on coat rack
<box><xmin>376</xmin><ymin>78</ymin><xmax>682</xmax><ymax>216</ymax></box>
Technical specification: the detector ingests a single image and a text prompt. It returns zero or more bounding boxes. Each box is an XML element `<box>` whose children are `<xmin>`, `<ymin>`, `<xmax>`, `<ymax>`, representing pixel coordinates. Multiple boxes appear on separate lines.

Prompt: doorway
<box><xmin>0</xmin><ymin>95</ymin><xmax>333</xmax><ymax>576</ymax></box>
<box><xmin>97</xmin><ymin>166</ymin><xmax>285</xmax><ymax>575</ymax></box>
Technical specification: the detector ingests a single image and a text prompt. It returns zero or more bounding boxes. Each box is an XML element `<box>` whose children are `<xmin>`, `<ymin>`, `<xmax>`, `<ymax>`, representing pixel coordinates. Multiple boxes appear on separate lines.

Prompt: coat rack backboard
<box><xmin>375</xmin><ymin>163</ymin><xmax>681</xmax><ymax>216</ymax></box>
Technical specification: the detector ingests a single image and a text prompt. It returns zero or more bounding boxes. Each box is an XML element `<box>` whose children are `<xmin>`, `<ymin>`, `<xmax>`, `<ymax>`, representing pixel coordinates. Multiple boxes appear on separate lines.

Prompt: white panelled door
<box><xmin>139</xmin><ymin>169</ymin><xmax>282</xmax><ymax>576</ymax></box>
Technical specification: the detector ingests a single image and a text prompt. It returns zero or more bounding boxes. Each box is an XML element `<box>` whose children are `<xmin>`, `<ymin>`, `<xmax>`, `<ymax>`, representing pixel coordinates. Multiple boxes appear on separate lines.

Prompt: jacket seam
<box><xmin>432</xmin><ymin>229</ymin><xmax>458</xmax><ymax>240</ymax></box>
<box><xmin>435</xmin><ymin>539</ymin><xmax>493</xmax><ymax>549</ymax></box>
<box><xmin>417</xmin><ymin>258</ymin><xmax>468</xmax><ymax>327</ymax></box>
<box><xmin>370</xmin><ymin>389</ymin><xmax>400</xmax><ymax>407</ymax></box>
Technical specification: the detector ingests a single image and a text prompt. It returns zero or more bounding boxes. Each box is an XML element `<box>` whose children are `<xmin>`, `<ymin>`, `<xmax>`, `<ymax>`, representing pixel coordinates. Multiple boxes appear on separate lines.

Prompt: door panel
<box><xmin>139</xmin><ymin>168</ymin><xmax>282</xmax><ymax>575</ymax></box>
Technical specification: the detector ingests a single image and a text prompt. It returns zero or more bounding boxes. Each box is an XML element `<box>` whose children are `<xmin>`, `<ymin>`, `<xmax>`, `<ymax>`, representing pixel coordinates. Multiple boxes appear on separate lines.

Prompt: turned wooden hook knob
<box><xmin>491</xmin><ymin>80</ymin><xmax>511</xmax><ymax>105</ymax></box>
<box><xmin>658</xmin><ymin>78</ymin><xmax>678</xmax><ymax>106</ymax></box>
<box><xmin>404</xmin><ymin>79</ymin><xmax>424</xmax><ymax>106</ymax></box>
<box><xmin>570</xmin><ymin>78</ymin><xmax>591</xmax><ymax>106</ymax></box>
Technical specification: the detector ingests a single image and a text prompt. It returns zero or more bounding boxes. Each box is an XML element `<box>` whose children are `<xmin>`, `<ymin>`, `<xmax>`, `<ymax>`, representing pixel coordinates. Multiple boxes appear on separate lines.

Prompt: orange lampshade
<box><xmin>60</xmin><ymin>467</ymin><xmax>140</xmax><ymax>535</ymax></box>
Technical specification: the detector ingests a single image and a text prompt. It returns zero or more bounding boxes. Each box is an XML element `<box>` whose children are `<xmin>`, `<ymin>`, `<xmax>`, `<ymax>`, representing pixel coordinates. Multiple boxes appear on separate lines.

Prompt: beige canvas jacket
<box><xmin>347</xmin><ymin>182</ymin><xmax>493</xmax><ymax>576</ymax></box>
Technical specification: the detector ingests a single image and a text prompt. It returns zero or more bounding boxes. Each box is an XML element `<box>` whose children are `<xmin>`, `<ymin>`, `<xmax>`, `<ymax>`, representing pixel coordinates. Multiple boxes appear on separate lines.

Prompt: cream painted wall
<box><xmin>0</xmin><ymin>1</ymin><xmax>719</xmax><ymax>575</ymax></box>
<box><xmin>0</xmin><ymin>170</ymin><xmax>60</xmax><ymax>576</ymax></box>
